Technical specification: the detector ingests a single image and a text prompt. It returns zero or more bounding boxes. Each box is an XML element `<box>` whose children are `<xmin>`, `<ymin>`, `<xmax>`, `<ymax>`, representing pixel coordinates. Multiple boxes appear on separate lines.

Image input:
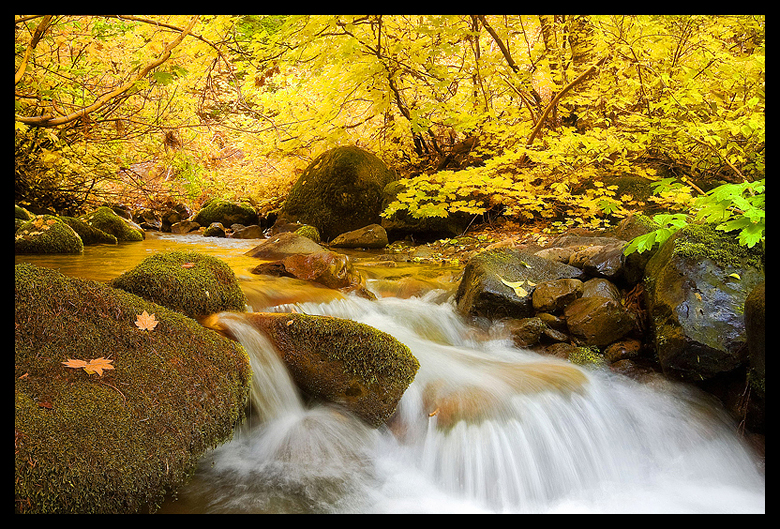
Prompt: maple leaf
<box><xmin>135</xmin><ymin>310</ymin><xmax>159</xmax><ymax>331</ymax></box>
<box><xmin>181</xmin><ymin>262</ymin><xmax>195</xmax><ymax>269</ymax></box>
<box><xmin>62</xmin><ymin>357</ymin><xmax>115</xmax><ymax>376</ymax></box>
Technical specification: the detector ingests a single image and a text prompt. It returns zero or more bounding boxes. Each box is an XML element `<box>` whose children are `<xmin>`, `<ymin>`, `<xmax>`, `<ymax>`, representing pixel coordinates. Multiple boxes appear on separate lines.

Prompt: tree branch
<box><xmin>14</xmin><ymin>15</ymin><xmax>54</xmax><ymax>85</ymax></box>
<box><xmin>16</xmin><ymin>15</ymin><xmax>199</xmax><ymax>128</ymax></box>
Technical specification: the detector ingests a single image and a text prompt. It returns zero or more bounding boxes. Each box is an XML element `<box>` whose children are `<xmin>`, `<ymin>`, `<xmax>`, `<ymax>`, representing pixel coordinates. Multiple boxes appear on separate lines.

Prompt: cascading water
<box><xmin>170</xmin><ymin>294</ymin><xmax>764</xmax><ymax>514</ymax></box>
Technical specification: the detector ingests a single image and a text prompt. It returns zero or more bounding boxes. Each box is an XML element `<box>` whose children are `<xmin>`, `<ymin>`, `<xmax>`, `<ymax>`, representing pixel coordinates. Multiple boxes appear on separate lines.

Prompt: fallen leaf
<box><xmin>498</xmin><ymin>275</ymin><xmax>531</xmax><ymax>298</ymax></box>
<box><xmin>38</xmin><ymin>401</ymin><xmax>53</xmax><ymax>409</ymax></box>
<box><xmin>62</xmin><ymin>357</ymin><xmax>115</xmax><ymax>376</ymax></box>
<box><xmin>135</xmin><ymin>310</ymin><xmax>159</xmax><ymax>331</ymax></box>
<box><xmin>181</xmin><ymin>262</ymin><xmax>195</xmax><ymax>269</ymax></box>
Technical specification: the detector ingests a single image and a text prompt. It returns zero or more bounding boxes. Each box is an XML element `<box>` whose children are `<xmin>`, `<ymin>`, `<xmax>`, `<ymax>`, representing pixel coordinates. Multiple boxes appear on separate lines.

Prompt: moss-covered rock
<box><xmin>15</xmin><ymin>264</ymin><xmax>251</xmax><ymax>513</ymax></box>
<box><xmin>14</xmin><ymin>215</ymin><xmax>84</xmax><ymax>254</ymax></box>
<box><xmin>644</xmin><ymin>223</ymin><xmax>765</xmax><ymax>382</ymax></box>
<box><xmin>60</xmin><ymin>215</ymin><xmax>118</xmax><ymax>245</ymax></box>
<box><xmin>193</xmin><ymin>199</ymin><xmax>257</xmax><ymax>228</ymax></box>
<box><xmin>276</xmin><ymin>146</ymin><xmax>398</xmax><ymax>241</ymax></box>
<box><xmin>111</xmin><ymin>251</ymin><xmax>247</xmax><ymax>319</ymax></box>
<box><xmin>79</xmin><ymin>206</ymin><xmax>144</xmax><ymax>242</ymax></box>
<box><xmin>206</xmin><ymin>312</ymin><xmax>419</xmax><ymax>428</ymax></box>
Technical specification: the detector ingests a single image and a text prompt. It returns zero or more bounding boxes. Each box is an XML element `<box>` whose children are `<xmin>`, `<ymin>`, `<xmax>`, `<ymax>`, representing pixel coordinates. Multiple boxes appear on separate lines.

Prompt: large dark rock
<box><xmin>455</xmin><ymin>249</ymin><xmax>585</xmax><ymax>320</ymax></box>
<box><xmin>744</xmin><ymin>281</ymin><xmax>765</xmax><ymax>391</ymax></box>
<box><xmin>276</xmin><ymin>146</ymin><xmax>397</xmax><ymax>241</ymax></box>
<box><xmin>564</xmin><ymin>295</ymin><xmax>636</xmax><ymax>347</ymax></box>
<box><xmin>245</xmin><ymin>232</ymin><xmax>325</xmax><ymax>260</ymax></box>
<box><xmin>643</xmin><ymin>224</ymin><xmax>764</xmax><ymax>382</ymax></box>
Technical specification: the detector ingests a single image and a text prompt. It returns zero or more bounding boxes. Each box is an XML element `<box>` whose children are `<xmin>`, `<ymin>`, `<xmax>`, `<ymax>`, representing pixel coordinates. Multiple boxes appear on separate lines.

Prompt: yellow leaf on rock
<box><xmin>62</xmin><ymin>357</ymin><xmax>115</xmax><ymax>376</ymax></box>
<box><xmin>135</xmin><ymin>310</ymin><xmax>159</xmax><ymax>331</ymax></box>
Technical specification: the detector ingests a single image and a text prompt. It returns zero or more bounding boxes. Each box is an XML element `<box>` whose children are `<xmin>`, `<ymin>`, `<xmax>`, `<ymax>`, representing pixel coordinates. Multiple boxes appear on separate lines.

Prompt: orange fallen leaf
<box><xmin>135</xmin><ymin>310</ymin><xmax>159</xmax><ymax>331</ymax></box>
<box><xmin>181</xmin><ymin>262</ymin><xmax>195</xmax><ymax>269</ymax></box>
<box><xmin>62</xmin><ymin>357</ymin><xmax>115</xmax><ymax>376</ymax></box>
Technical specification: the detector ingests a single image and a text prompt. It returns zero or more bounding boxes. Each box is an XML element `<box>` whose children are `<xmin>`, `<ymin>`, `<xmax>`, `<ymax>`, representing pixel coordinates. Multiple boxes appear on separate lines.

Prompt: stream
<box><xmin>15</xmin><ymin>233</ymin><xmax>766</xmax><ymax>514</ymax></box>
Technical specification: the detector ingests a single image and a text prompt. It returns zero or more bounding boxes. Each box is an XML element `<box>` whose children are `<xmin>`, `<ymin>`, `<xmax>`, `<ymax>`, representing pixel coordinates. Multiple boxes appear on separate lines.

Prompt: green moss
<box><xmin>60</xmin><ymin>215</ymin><xmax>118</xmax><ymax>245</ymax></box>
<box><xmin>672</xmin><ymin>223</ymin><xmax>764</xmax><ymax>270</ymax></box>
<box><xmin>14</xmin><ymin>215</ymin><xmax>84</xmax><ymax>254</ymax></box>
<box><xmin>294</xmin><ymin>224</ymin><xmax>321</xmax><ymax>243</ymax></box>
<box><xmin>568</xmin><ymin>346</ymin><xmax>606</xmax><ymax>368</ymax></box>
<box><xmin>15</xmin><ymin>263</ymin><xmax>251</xmax><ymax>513</ymax></box>
<box><xmin>79</xmin><ymin>206</ymin><xmax>144</xmax><ymax>242</ymax></box>
<box><xmin>193</xmin><ymin>199</ymin><xmax>257</xmax><ymax>227</ymax></box>
<box><xmin>111</xmin><ymin>250</ymin><xmax>247</xmax><ymax>318</ymax></box>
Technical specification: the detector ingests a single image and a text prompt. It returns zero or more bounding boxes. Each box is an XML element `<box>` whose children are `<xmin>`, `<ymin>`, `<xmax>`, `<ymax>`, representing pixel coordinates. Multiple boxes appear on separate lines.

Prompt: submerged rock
<box><xmin>207</xmin><ymin>312</ymin><xmax>419</xmax><ymax>428</ymax></box>
<box><xmin>111</xmin><ymin>250</ymin><xmax>247</xmax><ymax>319</ymax></box>
<box><xmin>15</xmin><ymin>264</ymin><xmax>251</xmax><ymax>513</ymax></box>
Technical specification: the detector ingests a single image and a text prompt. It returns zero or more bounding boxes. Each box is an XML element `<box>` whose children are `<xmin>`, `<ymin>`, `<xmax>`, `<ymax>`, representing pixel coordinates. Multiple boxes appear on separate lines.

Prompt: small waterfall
<box><xmin>174</xmin><ymin>295</ymin><xmax>764</xmax><ymax>514</ymax></box>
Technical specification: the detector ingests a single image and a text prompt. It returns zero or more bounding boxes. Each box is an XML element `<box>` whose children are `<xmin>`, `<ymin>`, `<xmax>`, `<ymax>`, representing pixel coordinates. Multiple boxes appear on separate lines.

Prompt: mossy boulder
<box><xmin>643</xmin><ymin>223</ymin><xmax>765</xmax><ymax>382</ymax></box>
<box><xmin>193</xmin><ymin>199</ymin><xmax>258</xmax><ymax>228</ymax></box>
<box><xmin>14</xmin><ymin>215</ymin><xmax>84</xmax><ymax>254</ymax></box>
<box><xmin>455</xmin><ymin>249</ymin><xmax>586</xmax><ymax>320</ymax></box>
<box><xmin>15</xmin><ymin>264</ymin><xmax>251</xmax><ymax>513</ymax></box>
<box><xmin>206</xmin><ymin>312</ymin><xmax>419</xmax><ymax>428</ymax></box>
<box><xmin>60</xmin><ymin>216</ymin><xmax>118</xmax><ymax>245</ymax></box>
<box><xmin>111</xmin><ymin>251</ymin><xmax>247</xmax><ymax>319</ymax></box>
<box><xmin>276</xmin><ymin>146</ymin><xmax>398</xmax><ymax>241</ymax></box>
<box><xmin>79</xmin><ymin>206</ymin><xmax>144</xmax><ymax>242</ymax></box>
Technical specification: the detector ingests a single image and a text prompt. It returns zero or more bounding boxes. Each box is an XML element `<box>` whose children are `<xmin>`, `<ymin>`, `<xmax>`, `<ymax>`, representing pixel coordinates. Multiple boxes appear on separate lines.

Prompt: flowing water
<box><xmin>16</xmin><ymin>233</ymin><xmax>765</xmax><ymax>514</ymax></box>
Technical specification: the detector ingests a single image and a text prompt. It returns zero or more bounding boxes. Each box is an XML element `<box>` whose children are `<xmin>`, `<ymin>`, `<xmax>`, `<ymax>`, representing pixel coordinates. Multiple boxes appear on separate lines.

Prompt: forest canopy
<box><xmin>14</xmin><ymin>15</ymin><xmax>765</xmax><ymax>240</ymax></box>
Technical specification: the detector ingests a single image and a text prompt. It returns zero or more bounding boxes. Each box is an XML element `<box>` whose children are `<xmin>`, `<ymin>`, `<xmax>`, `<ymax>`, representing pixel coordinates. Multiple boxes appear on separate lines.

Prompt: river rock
<box><xmin>643</xmin><ymin>224</ymin><xmax>765</xmax><ymax>382</ymax></box>
<box><xmin>15</xmin><ymin>215</ymin><xmax>84</xmax><ymax>254</ymax></box>
<box><xmin>330</xmin><ymin>223</ymin><xmax>388</xmax><ymax>249</ymax></box>
<box><xmin>564</xmin><ymin>295</ymin><xmax>636</xmax><ymax>347</ymax></box>
<box><xmin>203</xmin><ymin>222</ymin><xmax>226</xmax><ymax>237</ymax></box>
<box><xmin>581</xmin><ymin>277</ymin><xmax>621</xmax><ymax>300</ymax></box>
<box><xmin>532</xmin><ymin>278</ymin><xmax>584</xmax><ymax>313</ymax></box>
<box><xmin>111</xmin><ymin>250</ymin><xmax>247</xmax><ymax>319</ymax></box>
<box><xmin>230</xmin><ymin>224</ymin><xmax>264</xmax><ymax>239</ymax></box>
<box><xmin>455</xmin><ymin>249</ymin><xmax>585</xmax><ymax>320</ymax></box>
<box><xmin>251</xmin><ymin>250</ymin><xmax>375</xmax><ymax>299</ymax></box>
<box><xmin>79</xmin><ymin>206</ymin><xmax>144</xmax><ymax>241</ymax></box>
<box><xmin>276</xmin><ymin>146</ymin><xmax>398</xmax><ymax>241</ymax></box>
<box><xmin>15</xmin><ymin>263</ymin><xmax>251</xmax><ymax>513</ymax></box>
<box><xmin>245</xmin><ymin>231</ymin><xmax>325</xmax><ymax>260</ymax></box>
<box><xmin>170</xmin><ymin>220</ymin><xmax>200</xmax><ymax>234</ymax></box>
<box><xmin>193</xmin><ymin>199</ymin><xmax>258</xmax><ymax>228</ymax></box>
<box><xmin>217</xmin><ymin>312</ymin><xmax>420</xmax><ymax>428</ymax></box>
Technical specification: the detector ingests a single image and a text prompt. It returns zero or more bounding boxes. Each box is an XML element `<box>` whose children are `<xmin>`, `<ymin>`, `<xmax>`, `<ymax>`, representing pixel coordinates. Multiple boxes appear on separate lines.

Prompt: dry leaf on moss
<box><xmin>62</xmin><ymin>357</ymin><xmax>115</xmax><ymax>376</ymax></box>
<box><xmin>135</xmin><ymin>310</ymin><xmax>159</xmax><ymax>331</ymax></box>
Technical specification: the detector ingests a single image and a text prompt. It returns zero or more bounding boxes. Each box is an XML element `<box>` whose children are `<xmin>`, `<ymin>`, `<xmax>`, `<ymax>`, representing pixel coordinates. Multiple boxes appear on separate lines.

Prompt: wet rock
<box><xmin>330</xmin><ymin>223</ymin><xmax>389</xmax><ymax>249</ymax></box>
<box><xmin>603</xmin><ymin>338</ymin><xmax>643</xmax><ymax>363</ymax></box>
<box><xmin>245</xmin><ymin>232</ymin><xmax>325</xmax><ymax>260</ymax></box>
<box><xmin>15</xmin><ymin>264</ymin><xmax>250</xmax><ymax>513</ymax></box>
<box><xmin>229</xmin><ymin>224</ymin><xmax>264</xmax><ymax>239</ymax></box>
<box><xmin>505</xmin><ymin>317</ymin><xmax>546</xmax><ymax>347</ymax></box>
<box><xmin>564</xmin><ymin>295</ymin><xmax>636</xmax><ymax>347</ymax></box>
<box><xmin>644</xmin><ymin>224</ymin><xmax>764</xmax><ymax>382</ymax></box>
<box><xmin>111</xmin><ymin>250</ymin><xmax>247</xmax><ymax>319</ymax></box>
<box><xmin>170</xmin><ymin>220</ymin><xmax>200</xmax><ymax>234</ymax></box>
<box><xmin>532</xmin><ymin>278</ymin><xmax>584</xmax><ymax>313</ymax></box>
<box><xmin>455</xmin><ymin>249</ymin><xmax>585</xmax><ymax>320</ymax></box>
<box><xmin>276</xmin><ymin>146</ymin><xmax>398</xmax><ymax>241</ymax></box>
<box><xmin>251</xmin><ymin>250</ymin><xmax>375</xmax><ymax>300</ymax></box>
<box><xmin>223</xmin><ymin>312</ymin><xmax>419</xmax><ymax>428</ymax></box>
<box><xmin>745</xmin><ymin>281</ymin><xmax>765</xmax><ymax>388</ymax></box>
<box><xmin>581</xmin><ymin>277</ymin><xmax>621</xmax><ymax>300</ymax></box>
<box><xmin>203</xmin><ymin>222</ymin><xmax>226</xmax><ymax>237</ymax></box>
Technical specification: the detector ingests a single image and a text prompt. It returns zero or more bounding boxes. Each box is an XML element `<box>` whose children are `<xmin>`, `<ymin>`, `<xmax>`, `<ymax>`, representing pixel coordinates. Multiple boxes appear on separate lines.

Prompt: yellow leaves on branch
<box><xmin>62</xmin><ymin>357</ymin><xmax>115</xmax><ymax>376</ymax></box>
<box><xmin>135</xmin><ymin>310</ymin><xmax>159</xmax><ymax>331</ymax></box>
